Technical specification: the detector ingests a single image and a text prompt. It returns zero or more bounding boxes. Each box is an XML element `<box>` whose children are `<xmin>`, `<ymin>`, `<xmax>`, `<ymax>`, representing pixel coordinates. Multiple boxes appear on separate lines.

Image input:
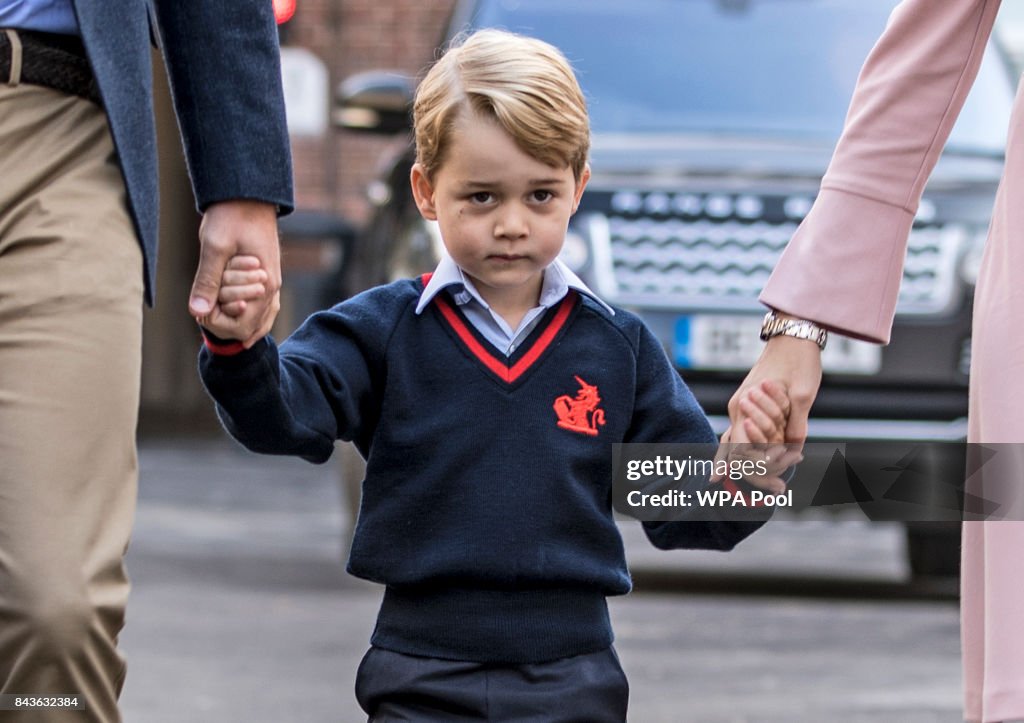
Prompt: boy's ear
<box><xmin>572</xmin><ymin>163</ymin><xmax>592</xmax><ymax>213</ymax></box>
<box><xmin>410</xmin><ymin>163</ymin><xmax>438</xmax><ymax>221</ymax></box>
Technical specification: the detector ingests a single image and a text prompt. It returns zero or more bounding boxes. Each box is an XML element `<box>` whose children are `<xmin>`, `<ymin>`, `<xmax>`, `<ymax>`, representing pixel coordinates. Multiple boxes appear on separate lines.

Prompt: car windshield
<box><xmin>469</xmin><ymin>0</ymin><xmax>1013</xmax><ymax>154</ymax></box>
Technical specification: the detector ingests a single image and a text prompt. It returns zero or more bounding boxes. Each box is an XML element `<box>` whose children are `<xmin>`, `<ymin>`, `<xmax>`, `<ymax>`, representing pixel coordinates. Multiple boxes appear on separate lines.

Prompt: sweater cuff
<box><xmin>200</xmin><ymin>328</ymin><xmax>247</xmax><ymax>357</ymax></box>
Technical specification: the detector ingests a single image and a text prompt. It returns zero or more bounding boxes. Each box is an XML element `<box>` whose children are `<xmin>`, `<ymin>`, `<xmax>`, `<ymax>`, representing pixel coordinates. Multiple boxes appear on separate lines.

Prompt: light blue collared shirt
<box><xmin>416</xmin><ymin>254</ymin><xmax>614</xmax><ymax>357</ymax></box>
<box><xmin>0</xmin><ymin>0</ymin><xmax>79</xmax><ymax>35</ymax></box>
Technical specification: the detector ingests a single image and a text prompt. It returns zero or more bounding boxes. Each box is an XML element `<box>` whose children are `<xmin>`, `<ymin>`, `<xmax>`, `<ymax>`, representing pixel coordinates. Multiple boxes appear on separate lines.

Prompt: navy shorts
<box><xmin>355</xmin><ymin>645</ymin><xmax>629</xmax><ymax>722</ymax></box>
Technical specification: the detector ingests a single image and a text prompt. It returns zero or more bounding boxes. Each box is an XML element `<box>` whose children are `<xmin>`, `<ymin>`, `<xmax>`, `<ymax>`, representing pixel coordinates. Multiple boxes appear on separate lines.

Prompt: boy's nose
<box><xmin>494</xmin><ymin>205</ymin><xmax>528</xmax><ymax>239</ymax></box>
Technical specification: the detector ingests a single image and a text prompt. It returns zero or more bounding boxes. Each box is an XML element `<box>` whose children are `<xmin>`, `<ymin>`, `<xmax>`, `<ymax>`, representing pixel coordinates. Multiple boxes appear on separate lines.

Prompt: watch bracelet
<box><xmin>759</xmin><ymin>311</ymin><xmax>828</xmax><ymax>350</ymax></box>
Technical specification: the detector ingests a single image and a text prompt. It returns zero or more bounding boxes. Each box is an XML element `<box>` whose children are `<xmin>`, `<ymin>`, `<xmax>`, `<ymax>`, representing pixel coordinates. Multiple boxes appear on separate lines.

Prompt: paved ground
<box><xmin>118</xmin><ymin>437</ymin><xmax>963</xmax><ymax>722</ymax></box>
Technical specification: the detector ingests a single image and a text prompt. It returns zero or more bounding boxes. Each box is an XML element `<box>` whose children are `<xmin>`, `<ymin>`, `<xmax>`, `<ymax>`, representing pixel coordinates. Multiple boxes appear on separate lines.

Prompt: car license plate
<box><xmin>674</xmin><ymin>315</ymin><xmax>882</xmax><ymax>375</ymax></box>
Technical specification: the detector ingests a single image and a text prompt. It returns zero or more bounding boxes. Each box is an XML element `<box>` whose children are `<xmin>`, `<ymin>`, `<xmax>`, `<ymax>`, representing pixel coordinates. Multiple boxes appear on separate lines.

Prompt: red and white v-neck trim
<box><xmin>423</xmin><ymin>273</ymin><xmax>576</xmax><ymax>384</ymax></box>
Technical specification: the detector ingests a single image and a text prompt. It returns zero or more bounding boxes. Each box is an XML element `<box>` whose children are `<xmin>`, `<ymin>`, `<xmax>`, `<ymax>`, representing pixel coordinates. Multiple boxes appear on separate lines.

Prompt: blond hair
<box><xmin>413</xmin><ymin>29</ymin><xmax>590</xmax><ymax>181</ymax></box>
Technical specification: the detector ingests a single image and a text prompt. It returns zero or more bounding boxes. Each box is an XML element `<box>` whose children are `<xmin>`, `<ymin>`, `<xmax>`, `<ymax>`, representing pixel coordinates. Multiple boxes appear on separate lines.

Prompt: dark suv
<box><xmin>334</xmin><ymin>0</ymin><xmax>1015</xmax><ymax>576</ymax></box>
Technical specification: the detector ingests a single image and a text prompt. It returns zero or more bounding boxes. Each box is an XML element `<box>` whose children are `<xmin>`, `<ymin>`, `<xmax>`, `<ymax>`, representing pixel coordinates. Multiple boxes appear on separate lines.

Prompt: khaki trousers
<box><xmin>0</xmin><ymin>47</ymin><xmax>143</xmax><ymax>723</ymax></box>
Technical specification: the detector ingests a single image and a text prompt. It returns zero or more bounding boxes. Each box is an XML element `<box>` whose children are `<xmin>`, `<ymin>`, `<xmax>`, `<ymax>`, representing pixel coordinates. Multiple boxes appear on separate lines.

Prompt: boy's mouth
<box><xmin>488</xmin><ymin>254</ymin><xmax>528</xmax><ymax>262</ymax></box>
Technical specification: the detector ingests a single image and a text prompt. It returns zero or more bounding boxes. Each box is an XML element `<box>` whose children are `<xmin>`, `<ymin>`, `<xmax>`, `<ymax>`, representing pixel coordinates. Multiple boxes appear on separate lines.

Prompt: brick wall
<box><xmin>284</xmin><ymin>0</ymin><xmax>457</xmax><ymax>225</ymax></box>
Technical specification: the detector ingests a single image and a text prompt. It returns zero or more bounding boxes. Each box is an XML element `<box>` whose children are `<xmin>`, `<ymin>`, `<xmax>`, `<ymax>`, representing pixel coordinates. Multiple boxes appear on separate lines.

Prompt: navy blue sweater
<box><xmin>199</xmin><ymin>277</ymin><xmax>763</xmax><ymax>663</ymax></box>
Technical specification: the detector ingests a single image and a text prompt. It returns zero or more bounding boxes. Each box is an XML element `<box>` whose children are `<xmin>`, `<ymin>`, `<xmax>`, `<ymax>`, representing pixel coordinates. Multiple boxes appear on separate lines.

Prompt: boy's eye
<box><xmin>469</xmin><ymin>192</ymin><xmax>494</xmax><ymax>204</ymax></box>
<box><xmin>531</xmin><ymin>190</ymin><xmax>554</xmax><ymax>203</ymax></box>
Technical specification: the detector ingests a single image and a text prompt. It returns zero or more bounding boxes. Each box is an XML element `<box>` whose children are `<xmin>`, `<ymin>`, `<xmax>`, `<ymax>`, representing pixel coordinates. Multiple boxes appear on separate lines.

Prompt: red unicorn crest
<box><xmin>553</xmin><ymin>376</ymin><xmax>606</xmax><ymax>436</ymax></box>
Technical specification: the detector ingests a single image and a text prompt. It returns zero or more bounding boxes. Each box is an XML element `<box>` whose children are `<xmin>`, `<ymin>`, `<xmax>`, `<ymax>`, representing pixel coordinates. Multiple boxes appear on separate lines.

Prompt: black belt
<box><xmin>0</xmin><ymin>29</ymin><xmax>101</xmax><ymax>106</ymax></box>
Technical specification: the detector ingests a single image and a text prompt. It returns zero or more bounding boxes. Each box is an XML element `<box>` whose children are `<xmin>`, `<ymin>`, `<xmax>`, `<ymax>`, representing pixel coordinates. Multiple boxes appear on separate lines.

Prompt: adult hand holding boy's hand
<box><xmin>197</xmin><ymin>255</ymin><xmax>277</xmax><ymax>342</ymax></box>
<box><xmin>190</xmin><ymin>200</ymin><xmax>281</xmax><ymax>347</ymax></box>
<box><xmin>712</xmin><ymin>379</ymin><xmax>800</xmax><ymax>493</ymax></box>
<box><xmin>729</xmin><ymin>335</ymin><xmax>822</xmax><ymax>444</ymax></box>
<box><xmin>729</xmin><ymin>440</ymin><xmax>803</xmax><ymax>494</ymax></box>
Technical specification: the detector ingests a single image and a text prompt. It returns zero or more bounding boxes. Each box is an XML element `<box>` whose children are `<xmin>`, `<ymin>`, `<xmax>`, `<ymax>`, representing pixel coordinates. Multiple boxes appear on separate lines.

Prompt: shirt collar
<box><xmin>415</xmin><ymin>254</ymin><xmax>470</xmax><ymax>314</ymax></box>
<box><xmin>415</xmin><ymin>253</ymin><xmax>614</xmax><ymax>316</ymax></box>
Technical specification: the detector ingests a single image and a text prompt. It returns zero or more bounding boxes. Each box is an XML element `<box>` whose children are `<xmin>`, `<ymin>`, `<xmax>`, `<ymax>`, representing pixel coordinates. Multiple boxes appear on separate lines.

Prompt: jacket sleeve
<box><xmin>198</xmin><ymin>288</ymin><xmax>408</xmax><ymax>463</ymax></box>
<box><xmin>760</xmin><ymin>0</ymin><xmax>1001</xmax><ymax>343</ymax></box>
<box><xmin>624</xmin><ymin>323</ymin><xmax>768</xmax><ymax>551</ymax></box>
<box><xmin>152</xmin><ymin>0</ymin><xmax>294</xmax><ymax>213</ymax></box>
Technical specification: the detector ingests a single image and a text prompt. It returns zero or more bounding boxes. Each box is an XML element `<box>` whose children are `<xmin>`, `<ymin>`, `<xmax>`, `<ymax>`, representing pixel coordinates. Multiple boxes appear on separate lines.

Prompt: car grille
<box><xmin>584</xmin><ymin>191</ymin><xmax>965</xmax><ymax>315</ymax></box>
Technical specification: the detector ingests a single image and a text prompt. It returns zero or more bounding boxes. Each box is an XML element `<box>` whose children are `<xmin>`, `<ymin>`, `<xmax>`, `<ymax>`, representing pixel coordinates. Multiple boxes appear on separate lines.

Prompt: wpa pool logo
<box><xmin>553</xmin><ymin>376</ymin><xmax>606</xmax><ymax>437</ymax></box>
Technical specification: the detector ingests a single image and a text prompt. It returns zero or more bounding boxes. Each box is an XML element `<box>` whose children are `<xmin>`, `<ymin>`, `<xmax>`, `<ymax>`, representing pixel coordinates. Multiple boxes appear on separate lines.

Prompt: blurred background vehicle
<box><xmin>330</xmin><ymin>0</ymin><xmax>1017</xmax><ymax>578</ymax></box>
<box><xmin>998</xmin><ymin>1</ymin><xmax>1024</xmax><ymax>72</ymax></box>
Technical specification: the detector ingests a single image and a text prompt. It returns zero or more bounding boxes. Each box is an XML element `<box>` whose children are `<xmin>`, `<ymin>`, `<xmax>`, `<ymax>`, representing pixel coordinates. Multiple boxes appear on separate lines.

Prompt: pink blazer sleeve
<box><xmin>759</xmin><ymin>0</ymin><xmax>1001</xmax><ymax>343</ymax></box>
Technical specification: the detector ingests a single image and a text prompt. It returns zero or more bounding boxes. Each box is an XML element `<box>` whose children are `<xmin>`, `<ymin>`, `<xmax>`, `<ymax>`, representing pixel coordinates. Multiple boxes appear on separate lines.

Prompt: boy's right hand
<box><xmin>734</xmin><ymin>379</ymin><xmax>789</xmax><ymax>445</ymax></box>
<box><xmin>197</xmin><ymin>255</ymin><xmax>271</xmax><ymax>342</ymax></box>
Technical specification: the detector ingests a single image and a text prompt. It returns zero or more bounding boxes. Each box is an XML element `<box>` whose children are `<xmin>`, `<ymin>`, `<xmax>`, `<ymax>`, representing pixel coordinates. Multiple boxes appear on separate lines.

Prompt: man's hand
<box><xmin>189</xmin><ymin>200</ymin><xmax>281</xmax><ymax>348</ymax></box>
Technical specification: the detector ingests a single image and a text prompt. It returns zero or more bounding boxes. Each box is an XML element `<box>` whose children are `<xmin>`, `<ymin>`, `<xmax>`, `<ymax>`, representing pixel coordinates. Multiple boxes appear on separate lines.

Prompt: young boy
<box><xmin>198</xmin><ymin>29</ymin><xmax>789</xmax><ymax>721</ymax></box>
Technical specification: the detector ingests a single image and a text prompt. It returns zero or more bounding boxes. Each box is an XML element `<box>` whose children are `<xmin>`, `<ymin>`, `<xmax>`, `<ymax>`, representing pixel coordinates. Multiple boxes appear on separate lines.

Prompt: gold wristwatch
<box><xmin>759</xmin><ymin>311</ymin><xmax>828</xmax><ymax>350</ymax></box>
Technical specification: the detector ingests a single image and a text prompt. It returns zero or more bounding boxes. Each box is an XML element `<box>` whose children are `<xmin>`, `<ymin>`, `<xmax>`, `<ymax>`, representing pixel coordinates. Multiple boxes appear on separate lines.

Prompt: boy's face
<box><xmin>411</xmin><ymin>110</ymin><xmax>589</xmax><ymax>310</ymax></box>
